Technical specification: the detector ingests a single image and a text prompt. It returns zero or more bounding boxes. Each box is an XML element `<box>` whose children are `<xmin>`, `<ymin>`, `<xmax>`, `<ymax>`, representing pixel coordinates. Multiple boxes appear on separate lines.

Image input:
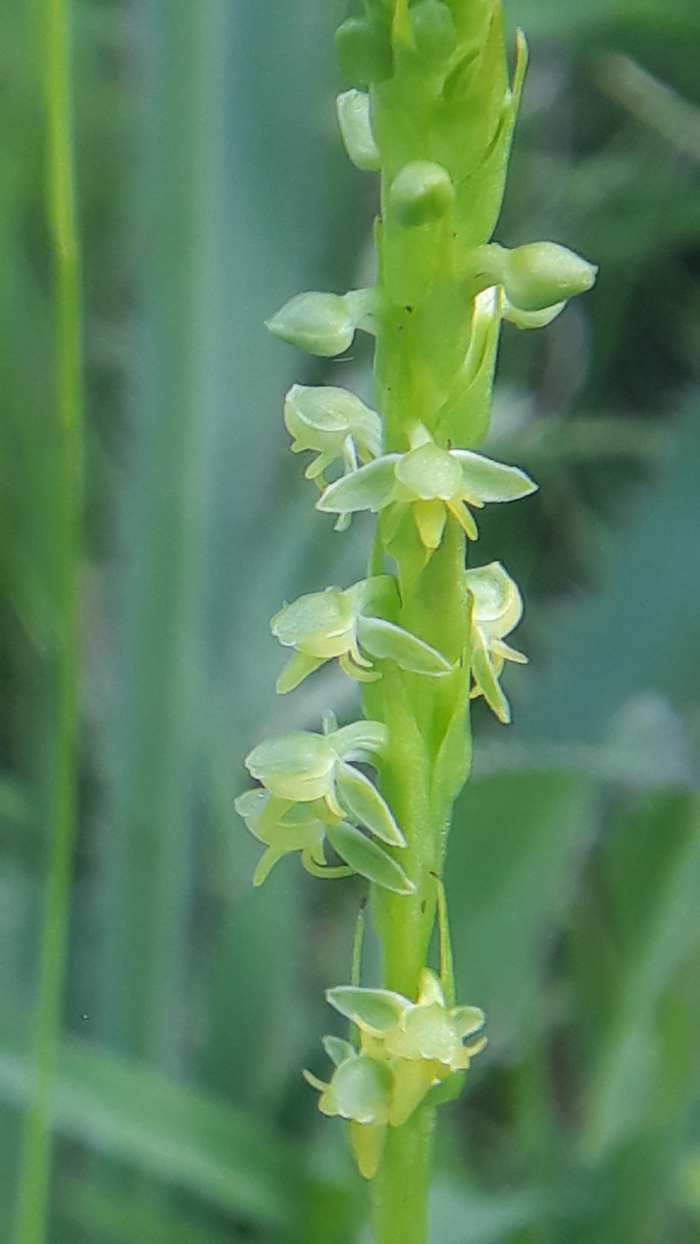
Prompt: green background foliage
<box><xmin>1</xmin><ymin>0</ymin><xmax>699</xmax><ymax>1240</ymax></box>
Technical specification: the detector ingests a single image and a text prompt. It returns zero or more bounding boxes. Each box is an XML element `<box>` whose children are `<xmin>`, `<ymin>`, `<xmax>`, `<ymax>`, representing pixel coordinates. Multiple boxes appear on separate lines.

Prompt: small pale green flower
<box><xmin>237</xmin><ymin>720</ymin><xmax>417</xmax><ymax>893</ymax></box>
<box><xmin>235</xmin><ymin>788</ymin><xmax>414</xmax><ymax>894</ymax></box>
<box><xmin>305</xmin><ymin>971</ymin><xmax>486</xmax><ymax>1177</ymax></box>
<box><xmin>271</xmin><ymin>576</ymin><xmax>452</xmax><ymax>693</ymax></box>
<box><xmin>465</xmin><ymin>561</ymin><xmax>528</xmax><ymax>724</ymax></box>
<box><xmin>283</xmin><ymin>384</ymin><xmax>382</xmax><ymax>494</ymax></box>
<box><xmin>317</xmin><ymin>433</ymin><xmax>537</xmax><ymax>548</ymax></box>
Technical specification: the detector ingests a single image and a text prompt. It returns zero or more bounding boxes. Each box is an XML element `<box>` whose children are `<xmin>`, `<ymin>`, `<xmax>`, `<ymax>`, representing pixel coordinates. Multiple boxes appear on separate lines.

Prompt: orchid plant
<box><xmin>237</xmin><ymin>3</ymin><xmax>596</xmax><ymax>1240</ymax></box>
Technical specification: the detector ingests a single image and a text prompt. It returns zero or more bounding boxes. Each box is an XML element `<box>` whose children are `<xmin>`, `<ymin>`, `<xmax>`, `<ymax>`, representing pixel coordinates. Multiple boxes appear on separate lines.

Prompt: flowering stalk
<box><xmin>239</xmin><ymin>3</ymin><xmax>596</xmax><ymax>1241</ymax></box>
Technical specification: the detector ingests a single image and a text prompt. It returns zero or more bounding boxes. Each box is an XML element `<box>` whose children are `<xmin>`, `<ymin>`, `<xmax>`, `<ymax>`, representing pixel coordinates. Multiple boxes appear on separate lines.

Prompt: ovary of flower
<box><xmin>317</xmin><ymin>439</ymin><xmax>537</xmax><ymax>549</ymax></box>
<box><xmin>271</xmin><ymin>577</ymin><xmax>452</xmax><ymax>693</ymax></box>
<box><xmin>465</xmin><ymin>561</ymin><xmax>528</xmax><ymax>724</ymax></box>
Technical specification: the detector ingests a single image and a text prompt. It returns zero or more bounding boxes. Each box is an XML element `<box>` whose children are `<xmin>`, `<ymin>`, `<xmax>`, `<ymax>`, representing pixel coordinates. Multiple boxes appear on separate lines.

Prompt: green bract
<box><xmin>317</xmin><ymin>436</ymin><xmax>537</xmax><ymax>547</ymax></box>
<box><xmin>305</xmin><ymin>969</ymin><xmax>487</xmax><ymax>1178</ymax></box>
<box><xmin>271</xmin><ymin>576</ymin><xmax>452</xmax><ymax>692</ymax></box>
<box><xmin>466</xmin><ymin>561</ymin><xmax>528</xmax><ymax>724</ymax></box>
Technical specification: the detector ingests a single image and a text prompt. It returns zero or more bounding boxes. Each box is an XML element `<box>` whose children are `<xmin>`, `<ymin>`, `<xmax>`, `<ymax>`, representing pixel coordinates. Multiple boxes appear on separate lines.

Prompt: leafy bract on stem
<box><xmin>239</xmin><ymin>1</ymin><xmax>596</xmax><ymax>1237</ymax></box>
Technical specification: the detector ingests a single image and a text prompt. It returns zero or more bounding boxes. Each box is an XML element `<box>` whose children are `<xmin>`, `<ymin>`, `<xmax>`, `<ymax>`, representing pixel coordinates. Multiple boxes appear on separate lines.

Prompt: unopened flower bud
<box><xmin>265</xmin><ymin>292</ymin><xmax>355</xmax><ymax>357</ymax></box>
<box><xmin>502</xmin><ymin>242</ymin><xmax>597</xmax><ymax>313</ymax></box>
<box><xmin>336</xmin><ymin>17</ymin><xmax>393</xmax><ymax>87</ymax></box>
<box><xmin>336</xmin><ymin>90</ymin><xmax>381</xmax><ymax>172</ymax></box>
<box><xmin>410</xmin><ymin>0</ymin><xmax>457</xmax><ymax>64</ymax></box>
<box><xmin>389</xmin><ymin>161</ymin><xmax>454</xmax><ymax>228</ymax></box>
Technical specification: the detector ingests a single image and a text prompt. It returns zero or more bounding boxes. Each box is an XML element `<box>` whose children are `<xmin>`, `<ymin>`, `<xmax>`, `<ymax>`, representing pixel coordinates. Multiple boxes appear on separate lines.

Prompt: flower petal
<box><xmin>453</xmin><ymin>450</ymin><xmax>537</xmax><ymax>503</ymax></box>
<box><xmin>412</xmin><ymin>498</ymin><xmax>447</xmax><ymax>549</ymax></box>
<box><xmin>323</xmin><ymin>1035</ymin><xmax>356</xmax><ymax>1066</ymax></box>
<box><xmin>335</xmin><ymin>760</ymin><xmax>405</xmax><ymax>847</ymax></box>
<box><xmin>327</xmin><ymin>821</ymin><xmax>415</xmax><ymax>894</ymax></box>
<box><xmin>357</xmin><ymin>615</ymin><xmax>452</xmax><ymax>676</ymax></box>
<box><xmin>276</xmin><ymin>652</ymin><xmax>326</xmax><ymax>694</ymax></box>
<box><xmin>317</xmin><ymin>456</ymin><xmax>400</xmax><ymax>515</ymax></box>
<box><xmin>327</xmin><ymin>986</ymin><xmax>408</xmax><ymax>1033</ymax></box>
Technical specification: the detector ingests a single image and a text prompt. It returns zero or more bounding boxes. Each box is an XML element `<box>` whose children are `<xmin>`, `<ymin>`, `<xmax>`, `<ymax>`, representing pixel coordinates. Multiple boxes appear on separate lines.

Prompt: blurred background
<box><xmin>2</xmin><ymin>0</ymin><xmax>700</xmax><ymax>1241</ymax></box>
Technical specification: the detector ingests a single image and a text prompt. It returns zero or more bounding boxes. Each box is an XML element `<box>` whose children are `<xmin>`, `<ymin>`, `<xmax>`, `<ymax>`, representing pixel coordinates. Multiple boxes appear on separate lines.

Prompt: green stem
<box><xmin>14</xmin><ymin>1</ymin><xmax>82</xmax><ymax>1240</ymax></box>
<box><xmin>372</xmin><ymin>1107</ymin><xmax>436</xmax><ymax>1244</ymax></box>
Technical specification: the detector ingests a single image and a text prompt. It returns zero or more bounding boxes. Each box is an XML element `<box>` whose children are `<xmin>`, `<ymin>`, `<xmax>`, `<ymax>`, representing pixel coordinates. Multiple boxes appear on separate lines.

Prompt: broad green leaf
<box><xmin>0</xmin><ymin>1029</ymin><xmax>302</xmax><ymax>1228</ymax></box>
<box><xmin>335</xmin><ymin>760</ymin><xmax>405</xmax><ymax>847</ymax></box>
<box><xmin>60</xmin><ymin>1179</ymin><xmax>231</xmax><ymax>1244</ymax></box>
<box><xmin>447</xmin><ymin>771</ymin><xmax>596</xmax><ymax>1046</ymax></box>
<box><xmin>327</xmin><ymin>820</ymin><xmax>415</xmax><ymax>894</ymax></box>
<box><xmin>582</xmin><ymin>792</ymin><xmax>700</xmax><ymax>1160</ymax></box>
<box><xmin>357</xmin><ymin>615</ymin><xmax>452</xmax><ymax>675</ymax></box>
<box><xmin>327</xmin><ymin>987</ymin><xmax>407</xmax><ymax>1034</ymax></box>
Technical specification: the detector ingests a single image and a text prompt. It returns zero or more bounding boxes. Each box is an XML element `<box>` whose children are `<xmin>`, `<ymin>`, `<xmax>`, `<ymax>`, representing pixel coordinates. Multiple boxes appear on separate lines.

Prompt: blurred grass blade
<box><xmin>447</xmin><ymin>771</ymin><xmax>595</xmax><ymax>1045</ymax></box>
<box><xmin>60</xmin><ymin>1180</ymin><xmax>237</xmax><ymax>1244</ymax></box>
<box><xmin>598</xmin><ymin>55</ymin><xmax>700</xmax><ymax>162</ymax></box>
<box><xmin>14</xmin><ymin>0</ymin><xmax>83</xmax><ymax>1240</ymax></box>
<box><xmin>582</xmin><ymin>792</ymin><xmax>700</xmax><ymax>1160</ymax></box>
<box><xmin>0</xmin><ymin>1030</ymin><xmax>303</xmax><ymax>1231</ymax></box>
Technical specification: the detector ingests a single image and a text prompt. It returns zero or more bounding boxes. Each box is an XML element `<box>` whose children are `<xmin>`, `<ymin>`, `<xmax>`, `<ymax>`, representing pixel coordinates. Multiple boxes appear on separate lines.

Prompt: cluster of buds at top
<box><xmin>305</xmin><ymin>969</ymin><xmax>487</xmax><ymax>1179</ymax></box>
